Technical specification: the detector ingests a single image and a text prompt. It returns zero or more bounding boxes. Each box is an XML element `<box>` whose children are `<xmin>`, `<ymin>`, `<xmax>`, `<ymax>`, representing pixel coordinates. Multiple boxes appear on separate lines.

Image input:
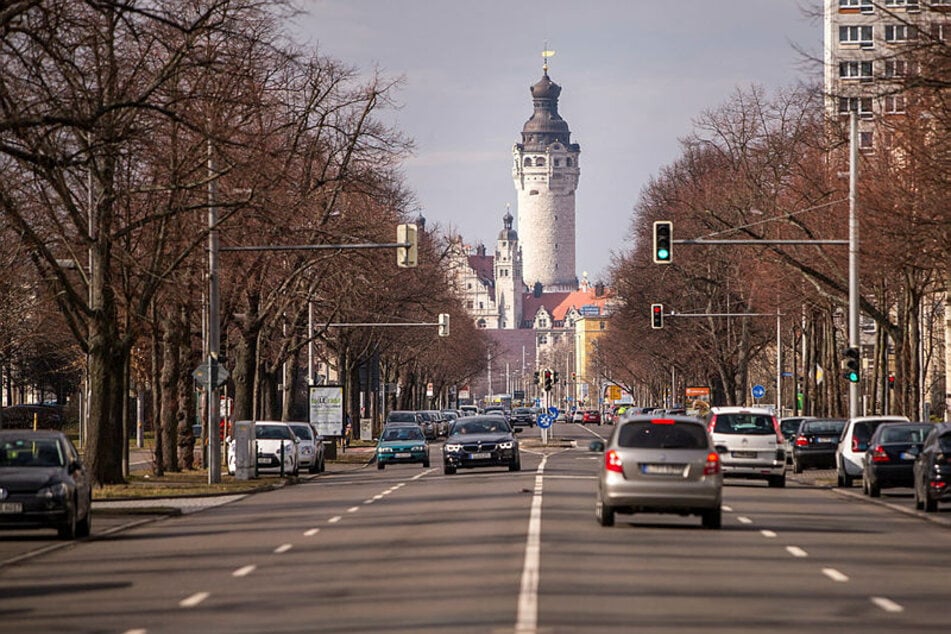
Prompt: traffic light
<box><xmin>841</xmin><ymin>346</ymin><xmax>860</xmax><ymax>383</ymax></box>
<box><xmin>543</xmin><ymin>369</ymin><xmax>553</xmax><ymax>392</ymax></box>
<box><xmin>533</xmin><ymin>371</ymin><xmax>540</xmax><ymax>385</ymax></box>
<box><xmin>396</xmin><ymin>223</ymin><xmax>418</xmax><ymax>268</ymax></box>
<box><xmin>887</xmin><ymin>374</ymin><xmax>895</xmax><ymax>389</ymax></box>
<box><xmin>553</xmin><ymin>371</ymin><xmax>560</xmax><ymax>385</ymax></box>
<box><xmin>652</xmin><ymin>221</ymin><xmax>672</xmax><ymax>264</ymax></box>
<box><xmin>437</xmin><ymin>313</ymin><xmax>450</xmax><ymax>337</ymax></box>
<box><xmin>650</xmin><ymin>303</ymin><xmax>664</xmax><ymax>329</ymax></box>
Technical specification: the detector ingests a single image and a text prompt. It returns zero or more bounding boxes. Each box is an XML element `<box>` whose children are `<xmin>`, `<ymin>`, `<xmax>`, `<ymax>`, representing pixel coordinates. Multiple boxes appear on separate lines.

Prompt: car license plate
<box><xmin>0</xmin><ymin>502</ymin><xmax>22</xmax><ymax>514</ymax></box>
<box><xmin>257</xmin><ymin>458</ymin><xmax>271</xmax><ymax>465</ymax></box>
<box><xmin>470</xmin><ymin>452</ymin><xmax>491</xmax><ymax>460</ymax></box>
<box><xmin>819</xmin><ymin>437</ymin><xmax>837</xmax><ymax>443</ymax></box>
<box><xmin>641</xmin><ymin>464</ymin><xmax>685</xmax><ymax>476</ymax></box>
<box><xmin>732</xmin><ymin>451</ymin><xmax>757</xmax><ymax>459</ymax></box>
<box><xmin>899</xmin><ymin>451</ymin><xmax>916</xmax><ymax>460</ymax></box>
<box><xmin>395</xmin><ymin>453</ymin><xmax>412</xmax><ymax>459</ymax></box>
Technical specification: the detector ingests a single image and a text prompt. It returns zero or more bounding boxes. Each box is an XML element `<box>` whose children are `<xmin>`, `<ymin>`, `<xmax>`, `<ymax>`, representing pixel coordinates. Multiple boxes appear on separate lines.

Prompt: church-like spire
<box><xmin>521</xmin><ymin>48</ymin><xmax>570</xmax><ymax>150</ymax></box>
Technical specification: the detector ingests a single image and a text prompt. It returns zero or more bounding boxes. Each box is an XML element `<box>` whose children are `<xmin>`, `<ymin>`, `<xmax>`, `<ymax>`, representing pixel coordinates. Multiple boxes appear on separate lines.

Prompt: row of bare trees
<box><xmin>0</xmin><ymin>1</ymin><xmax>487</xmax><ymax>484</ymax></box>
<box><xmin>601</xmin><ymin>60</ymin><xmax>947</xmax><ymax>417</ymax></box>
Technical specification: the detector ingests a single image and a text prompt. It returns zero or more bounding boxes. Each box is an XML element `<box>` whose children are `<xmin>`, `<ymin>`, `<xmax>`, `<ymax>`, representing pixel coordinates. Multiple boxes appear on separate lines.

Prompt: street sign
<box><xmin>537</xmin><ymin>414</ymin><xmax>552</xmax><ymax>429</ymax></box>
<box><xmin>193</xmin><ymin>362</ymin><xmax>229</xmax><ymax>388</ymax></box>
<box><xmin>547</xmin><ymin>406</ymin><xmax>559</xmax><ymax>418</ymax></box>
<box><xmin>751</xmin><ymin>384</ymin><xmax>766</xmax><ymax>399</ymax></box>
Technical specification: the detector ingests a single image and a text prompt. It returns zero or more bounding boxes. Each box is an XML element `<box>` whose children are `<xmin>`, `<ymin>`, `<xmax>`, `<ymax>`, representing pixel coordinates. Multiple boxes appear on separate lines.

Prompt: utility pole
<box><xmin>848</xmin><ymin>111</ymin><xmax>860</xmax><ymax>420</ymax></box>
<box><xmin>207</xmin><ymin>140</ymin><xmax>222</xmax><ymax>484</ymax></box>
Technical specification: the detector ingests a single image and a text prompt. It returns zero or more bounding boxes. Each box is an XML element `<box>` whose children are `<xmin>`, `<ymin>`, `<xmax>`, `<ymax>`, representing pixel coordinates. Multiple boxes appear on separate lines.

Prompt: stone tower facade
<box><xmin>512</xmin><ymin>66</ymin><xmax>580</xmax><ymax>292</ymax></box>
<box><xmin>493</xmin><ymin>210</ymin><xmax>524</xmax><ymax>329</ymax></box>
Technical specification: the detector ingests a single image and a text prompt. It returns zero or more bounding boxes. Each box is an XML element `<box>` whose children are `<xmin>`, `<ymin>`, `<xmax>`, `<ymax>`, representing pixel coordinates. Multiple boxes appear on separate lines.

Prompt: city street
<box><xmin>1</xmin><ymin>423</ymin><xmax>948</xmax><ymax>633</ymax></box>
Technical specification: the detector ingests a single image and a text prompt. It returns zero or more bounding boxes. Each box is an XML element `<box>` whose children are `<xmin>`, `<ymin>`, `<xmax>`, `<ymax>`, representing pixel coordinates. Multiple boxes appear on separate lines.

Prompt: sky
<box><xmin>293</xmin><ymin>1</ymin><xmax>823</xmax><ymax>281</ymax></box>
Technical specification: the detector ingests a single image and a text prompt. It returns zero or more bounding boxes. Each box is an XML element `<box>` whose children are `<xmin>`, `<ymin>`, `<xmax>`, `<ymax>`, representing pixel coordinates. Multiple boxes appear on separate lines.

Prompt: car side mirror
<box><xmin>588</xmin><ymin>440</ymin><xmax>605</xmax><ymax>453</ymax></box>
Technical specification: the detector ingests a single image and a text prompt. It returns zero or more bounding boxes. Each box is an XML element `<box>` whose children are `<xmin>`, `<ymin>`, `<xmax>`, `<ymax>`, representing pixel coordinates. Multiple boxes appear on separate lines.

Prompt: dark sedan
<box><xmin>791</xmin><ymin>419</ymin><xmax>846</xmax><ymax>473</ymax></box>
<box><xmin>509</xmin><ymin>407</ymin><xmax>535</xmax><ymax>428</ymax></box>
<box><xmin>0</xmin><ymin>430</ymin><xmax>92</xmax><ymax>539</ymax></box>
<box><xmin>442</xmin><ymin>415</ymin><xmax>521</xmax><ymax>475</ymax></box>
<box><xmin>862</xmin><ymin>422</ymin><xmax>933</xmax><ymax>497</ymax></box>
<box><xmin>914</xmin><ymin>422</ymin><xmax>951</xmax><ymax>512</ymax></box>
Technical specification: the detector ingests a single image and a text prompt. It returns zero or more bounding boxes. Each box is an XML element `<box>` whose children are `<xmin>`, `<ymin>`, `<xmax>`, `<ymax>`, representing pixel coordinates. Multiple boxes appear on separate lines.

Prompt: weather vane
<box><xmin>542</xmin><ymin>44</ymin><xmax>555</xmax><ymax>73</ymax></box>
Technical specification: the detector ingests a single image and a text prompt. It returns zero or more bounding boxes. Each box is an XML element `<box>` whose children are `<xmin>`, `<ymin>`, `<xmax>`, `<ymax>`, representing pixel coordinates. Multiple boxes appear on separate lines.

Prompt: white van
<box><xmin>707</xmin><ymin>406</ymin><xmax>787</xmax><ymax>488</ymax></box>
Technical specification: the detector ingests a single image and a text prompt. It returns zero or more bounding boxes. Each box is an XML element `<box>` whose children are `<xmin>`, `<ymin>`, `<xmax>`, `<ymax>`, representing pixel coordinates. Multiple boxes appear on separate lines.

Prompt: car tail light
<box><xmin>870</xmin><ymin>445</ymin><xmax>890</xmax><ymax>463</ymax></box>
<box><xmin>651</xmin><ymin>418</ymin><xmax>675</xmax><ymax>425</ymax></box>
<box><xmin>795</xmin><ymin>435</ymin><xmax>809</xmax><ymax>447</ymax></box>
<box><xmin>852</xmin><ymin>436</ymin><xmax>863</xmax><ymax>452</ymax></box>
<box><xmin>930</xmin><ymin>481</ymin><xmax>947</xmax><ymax>491</ymax></box>
<box><xmin>605</xmin><ymin>450</ymin><xmax>623</xmax><ymax>473</ymax></box>
<box><xmin>707</xmin><ymin>416</ymin><xmax>717</xmax><ymax>433</ymax></box>
<box><xmin>703</xmin><ymin>452</ymin><xmax>721</xmax><ymax>475</ymax></box>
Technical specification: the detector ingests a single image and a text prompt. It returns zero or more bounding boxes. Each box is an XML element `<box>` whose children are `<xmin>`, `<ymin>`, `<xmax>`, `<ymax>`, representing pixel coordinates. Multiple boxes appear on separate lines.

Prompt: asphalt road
<box><xmin>1</xmin><ymin>422</ymin><xmax>949</xmax><ymax>633</ymax></box>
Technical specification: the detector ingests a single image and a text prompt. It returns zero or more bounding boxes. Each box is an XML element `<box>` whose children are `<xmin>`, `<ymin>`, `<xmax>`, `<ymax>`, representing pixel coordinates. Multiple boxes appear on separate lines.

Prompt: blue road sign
<box><xmin>537</xmin><ymin>415</ymin><xmax>553</xmax><ymax>429</ymax></box>
<box><xmin>751</xmin><ymin>384</ymin><xmax>766</xmax><ymax>399</ymax></box>
<box><xmin>548</xmin><ymin>406</ymin><xmax>559</xmax><ymax>418</ymax></box>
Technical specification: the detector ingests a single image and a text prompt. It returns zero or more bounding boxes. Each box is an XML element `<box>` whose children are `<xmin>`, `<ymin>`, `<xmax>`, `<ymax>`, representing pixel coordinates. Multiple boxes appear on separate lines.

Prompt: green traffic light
<box><xmin>847</xmin><ymin>371</ymin><xmax>859</xmax><ymax>383</ymax></box>
<box><xmin>657</xmin><ymin>248</ymin><xmax>669</xmax><ymax>260</ymax></box>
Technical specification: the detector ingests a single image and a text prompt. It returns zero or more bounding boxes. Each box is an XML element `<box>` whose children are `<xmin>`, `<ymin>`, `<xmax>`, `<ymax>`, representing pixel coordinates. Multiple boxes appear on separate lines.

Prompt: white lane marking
<box><xmin>363</xmin><ymin>498</ymin><xmax>375</xmax><ymax>505</ymax></box>
<box><xmin>737</xmin><ymin>516</ymin><xmax>753</xmax><ymax>524</ymax></box>
<box><xmin>274</xmin><ymin>544</ymin><xmax>293</xmax><ymax>554</ymax></box>
<box><xmin>381</xmin><ymin>490</ymin><xmax>393</xmax><ymax>496</ymax></box>
<box><xmin>410</xmin><ymin>470</ymin><xmax>432</xmax><ymax>480</ymax></box>
<box><xmin>823</xmin><ymin>568</ymin><xmax>850</xmax><ymax>582</ymax></box>
<box><xmin>304</xmin><ymin>528</ymin><xmax>320</xmax><ymax>536</ymax></box>
<box><xmin>786</xmin><ymin>546</ymin><xmax>808</xmax><ymax>558</ymax></box>
<box><xmin>515</xmin><ymin>454</ymin><xmax>549</xmax><ymax>634</ymax></box>
<box><xmin>347</xmin><ymin>506</ymin><xmax>360</xmax><ymax>513</ymax></box>
<box><xmin>232</xmin><ymin>565</ymin><xmax>256</xmax><ymax>577</ymax></box>
<box><xmin>761</xmin><ymin>530</ymin><xmax>777</xmax><ymax>538</ymax></box>
<box><xmin>722</xmin><ymin>505</ymin><xmax>733</xmax><ymax>512</ymax></box>
<box><xmin>328</xmin><ymin>516</ymin><xmax>342</xmax><ymax>524</ymax></box>
<box><xmin>123</xmin><ymin>630</ymin><xmax>147</xmax><ymax>634</ymax></box>
<box><xmin>179</xmin><ymin>592</ymin><xmax>210</xmax><ymax>608</ymax></box>
<box><xmin>373</xmin><ymin>494</ymin><xmax>385</xmax><ymax>500</ymax></box>
<box><xmin>871</xmin><ymin>597</ymin><xmax>904</xmax><ymax>613</ymax></box>
<box><xmin>395</xmin><ymin>482</ymin><xmax>406</xmax><ymax>488</ymax></box>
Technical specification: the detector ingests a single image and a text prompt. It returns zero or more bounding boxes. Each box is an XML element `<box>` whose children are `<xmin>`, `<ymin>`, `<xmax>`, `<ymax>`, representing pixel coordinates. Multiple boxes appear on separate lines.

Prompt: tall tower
<box><xmin>512</xmin><ymin>59</ymin><xmax>580</xmax><ymax>292</ymax></box>
<box><xmin>493</xmin><ymin>209</ymin><xmax>524</xmax><ymax>329</ymax></box>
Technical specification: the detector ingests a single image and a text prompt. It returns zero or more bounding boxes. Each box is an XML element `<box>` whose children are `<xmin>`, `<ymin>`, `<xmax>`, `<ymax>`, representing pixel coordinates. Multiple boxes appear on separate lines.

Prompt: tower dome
<box><xmin>521</xmin><ymin>71</ymin><xmax>571</xmax><ymax>150</ymax></box>
<box><xmin>498</xmin><ymin>209</ymin><xmax>518</xmax><ymax>241</ymax></box>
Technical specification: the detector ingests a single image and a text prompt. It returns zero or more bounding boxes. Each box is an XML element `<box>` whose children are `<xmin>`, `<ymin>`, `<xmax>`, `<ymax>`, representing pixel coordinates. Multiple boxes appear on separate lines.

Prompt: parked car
<box><xmin>780</xmin><ymin>416</ymin><xmax>816</xmax><ymax>463</ymax></box>
<box><xmin>442</xmin><ymin>415</ymin><xmax>521</xmax><ymax>475</ymax></box>
<box><xmin>588</xmin><ymin>414</ymin><xmax>722</xmax><ymax>529</ymax></box>
<box><xmin>376</xmin><ymin>425</ymin><xmax>430</xmax><ymax>470</ymax></box>
<box><xmin>582</xmin><ymin>410</ymin><xmax>602</xmax><ymax>425</ymax></box>
<box><xmin>706</xmin><ymin>406</ymin><xmax>786</xmax><ymax>487</ymax></box>
<box><xmin>286</xmin><ymin>422</ymin><xmax>326</xmax><ymax>474</ymax></box>
<box><xmin>862</xmin><ymin>422</ymin><xmax>933</xmax><ymax>497</ymax></box>
<box><xmin>913</xmin><ymin>422</ymin><xmax>951</xmax><ymax>512</ymax></box>
<box><xmin>835</xmin><ymin>415</ymin><xmax>909</xmax><ymax>487</ymax></box>
<box><xmin>791</xmin><ymin>419</ymin><xmax>846</xmax><ymax>473</ymax></box>
<box><xmin>0</xmin><ymin>430</ymin><xmax>92</xmax><ymax>539</ymax></box>
<box><xmin>510</xmin><ymin>407</ymin><xmax>536</xmax><ymax>428</ymax></box>
<box><xmin>227</xmin><ymin>421</ymin><xmax>299</xmax><ymax>476</ymax></box>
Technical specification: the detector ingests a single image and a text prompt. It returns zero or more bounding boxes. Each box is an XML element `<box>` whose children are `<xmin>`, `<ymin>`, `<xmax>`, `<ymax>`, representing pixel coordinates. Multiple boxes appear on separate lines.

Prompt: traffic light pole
<box><xmin>848</xmin><ymin>111</ymin><xmax>860</xmax><ymax>420</ymax></box>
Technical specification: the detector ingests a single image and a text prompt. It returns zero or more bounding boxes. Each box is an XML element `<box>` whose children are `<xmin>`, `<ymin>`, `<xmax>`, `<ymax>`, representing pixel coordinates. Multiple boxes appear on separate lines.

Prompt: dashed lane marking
<box><xmin>786</xmin><ymin>546</ymin><xmax>808</xmax><ymax>558</ymax></box>
<box><xmin>232</xmin><ymin>565</ymin><xmax>256</xmax><ymax>577</ymax></box>
<box><xmin>179</xmin><ymin>592</ymin><xmax>210</xmax><ymax>608</ymax></box>
<box><xmin>871</xmin><ymin>597</ymin><xmax>904</xmax><ymax>613</ymax></box>
<box><xmin>274</xmin><ymin>544</ymin><xmax>293</xmax><ymax>554</ymax></box>
<box><xmin>822</xmin><ymin>568</ymin><xmax>849</xmax><ymax>582</ymax></box>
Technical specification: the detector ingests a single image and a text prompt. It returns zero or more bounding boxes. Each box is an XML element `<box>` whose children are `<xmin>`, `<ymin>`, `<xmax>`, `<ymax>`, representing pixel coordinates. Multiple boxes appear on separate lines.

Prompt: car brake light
<box><xmin>651</xmin><ymin>418</ymin><xmax>675</xmax><ymax>425</ymax></box>
<box><xmin>870</xmin><ymin>445</ymin><xmax>890</xmax><ymax>463</ymax></box>
<box><xmin>795</xmin><ymin>435</ymin><xmax>809</xmax><ymax>447</ymax></box>
<box><xmin>605</xmin><ymin>450</ymin><xmax>623</xmax><ymax>473</ymax></box>
<box><xmin>707</xmin><ymin>416</ymin><xmax>717</xmax><ymax>433</ymax></box>
<box><xmin>852</xmin><ymin>436</ymin><xmax>862</xmax><ymax>452</ymax></box>
<box><xmin>703</xmin><ymin>452</ymin><xmax>721</xmax><ymax>475</ymax></box>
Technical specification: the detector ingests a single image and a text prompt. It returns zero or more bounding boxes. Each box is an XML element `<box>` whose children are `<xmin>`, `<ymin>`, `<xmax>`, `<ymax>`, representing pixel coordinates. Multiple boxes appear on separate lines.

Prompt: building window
<box><xmin>884</xmin><ymin>59</ymin><xmax>907</xmax><ymax>78</ymax></box>
<box><xmin>538</xmin><ymin>335</ymin><xmax>548</xmax><ymax>345</ymax></box>
<box><xmin>838</xmin><ymin>96</ymin><xmax>873</xmax><ymax>116</ymax></box>
<box><xmin>566</xmin><ymin>158</ymin><xmax>573</xmax><ymax>166</ymax></box>
<box><xmin>477</xmin><ymin>319</ymin><xmax>486</xmax><ymax>328</ymax></box>
<box><xmin>860</xmin><ymin>131</ymin><xmax>874</xmax><ymax>149</ymax></box>
<box><xmin>884</xmin><ymin>0</ymin><xmax>918</xmax><ymax>7</ymax></box>
<box><xmin>839</xmin><ymin>0</ymin><xmax>874</xmax><ymax>9</ymax></box>
<box><xmin>467</xmin><ymin>283</ymin><xmax>472</xmax><ymax>290</ymax></box>
<box><xmin>466</xmin><ymin>300</ymin><xmax>473</xmax><ymax>309</ymax></box>
<box><xmin>839</xmin><ymin>25</ymin><xmax>874</xmax><ymax>46</ymax></box>
<box><xmin>524</xmin><ymin>157</ymin><xmax>532</xmax><ymax>167</ymax></box>
<box><xmin>839</xmin><ymin>60</ymin><xmax>873</xmax><ymax>80</ymax></box>
<box><xmin>885</xmin><ymin>24</ymin><xmax>917</xmax><ymax>42</ymax></box>
<box><xmin>600</xmin><ymin>321</ymin><xmax>606</xmax><ymax>330</ymax></box>
<box><xmin>529</xmin><ymin>189</ymin><xmax>539</xmax><ymax>195</ymax></box>
<box><xmin>932</xmin><ymin>23</ymin><xmax>948</xmax><ymax>42</ymax></box>
<box><xmin>478</xmin><ymin>302</ymin><xmax>484</xmax><ymax>309</ymax></box>
<box><xmin>536</xmin><ymin>157</ymin><xmax>546</xmax><ymax>167</ymax></box>
<box><xmin>883</xmin><ymin>94</ymin><xmax>906</xmax><ymax>114</ymax></box>
<box><xmin>554</xmin><ymin>158</ymin><xmax>561</xmax><ymax>167</ymax></box>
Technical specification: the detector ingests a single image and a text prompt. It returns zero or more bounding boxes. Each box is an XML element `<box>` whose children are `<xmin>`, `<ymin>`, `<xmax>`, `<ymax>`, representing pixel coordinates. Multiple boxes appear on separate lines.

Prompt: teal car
<box><xmin>376</xmin><ymin>425</ymin><xmax>430</xmax><ymax>469</ymax></box>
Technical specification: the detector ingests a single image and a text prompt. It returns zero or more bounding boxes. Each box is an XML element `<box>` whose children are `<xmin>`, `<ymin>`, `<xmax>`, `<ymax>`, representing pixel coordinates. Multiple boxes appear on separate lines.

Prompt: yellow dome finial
<box><xmin>542</xmin><ymin>45</ymin><xmax>555</xmax><ymax>74</ymax></box>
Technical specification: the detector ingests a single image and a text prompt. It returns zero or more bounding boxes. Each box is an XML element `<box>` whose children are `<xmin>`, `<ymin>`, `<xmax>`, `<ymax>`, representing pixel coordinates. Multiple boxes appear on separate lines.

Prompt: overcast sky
<box><xmin>293</xmin><ymin>1</ymin><xmax>822</xmax><ymax>281</ymax></box>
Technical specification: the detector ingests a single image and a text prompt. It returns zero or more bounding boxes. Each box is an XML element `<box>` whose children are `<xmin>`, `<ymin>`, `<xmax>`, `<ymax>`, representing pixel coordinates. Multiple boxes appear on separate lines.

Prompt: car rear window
<box><xmin>880</xmin><ymin>424</ymin><xmax>932</xmax><ymax>444</ymax></box>
<box><xmin>387</xmin><ymin>412</ymin><xmax>416</xmax><ymax>423</ymax></box>
<box><xmin>256</xmin><ymin>425</ymin><xmax>292</xmax><ymax>440</ymax></box>
<box><xmin>289</xmin><ymin>425</ymin><xmax>314</xmax><ymax>440</ymax></box>
<box><xmin>617</xmin><ymin>421</ymin><xmax>709</xmax><ymax>449</ymax></box>
<box><xmin>712</xmin><ymin>413</ymin><xmax>775</xmax><ymax>435</ymax></box>
<box><xmin>801</xmin><ymin>420</ymin><xmax>846</xmax><ymax>435</ymax></box>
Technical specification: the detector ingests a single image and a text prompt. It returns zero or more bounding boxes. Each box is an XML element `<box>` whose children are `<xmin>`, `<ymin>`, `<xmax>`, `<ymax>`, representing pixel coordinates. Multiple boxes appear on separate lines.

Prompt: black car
<box><xmin>914</xmin><ymin>422</ymin><xmax>951</xmax><ymax>512</ymax></box>
<box><xmin>862</xmin><ymin>422</ymin><xmax>933</xmax><ymax>497</ymax></box>
<box><xmin>442</xmin><ymin>415</ymin><xmax>521</xmax><ymax>475</ymax></box>
<box><xmin>791</xmin><ymin>419</ymin><xmax>846</xmax><ymax>473</ymax></box>
<box><xmin>509</xmin><ymin>407</ymin><xmax>536</xmax><ymax>428</ymax></box>
<box><xmin>0</xmin><ymin>430</ymin><xmax>92</xmax><ymax>539</ymax></box>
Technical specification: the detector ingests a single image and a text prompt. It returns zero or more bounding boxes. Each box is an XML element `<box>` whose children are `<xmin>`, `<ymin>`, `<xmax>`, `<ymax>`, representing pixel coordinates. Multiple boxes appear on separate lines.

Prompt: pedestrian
<box><xmin>344</xmin><ymin>412</ymin><xmax>353</xmax><ymax>448</ymax></box>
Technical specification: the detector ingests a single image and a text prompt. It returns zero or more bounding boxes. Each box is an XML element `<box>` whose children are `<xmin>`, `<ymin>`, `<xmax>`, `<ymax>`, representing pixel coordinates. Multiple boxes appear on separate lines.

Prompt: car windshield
<box><xmin>713</xmin><ymin>413</ymin><xmax>776</xmax><ymax>435</ymax></box>
<box><xmin>387</xmin><ymin>412</ymin><xmax>416</xmax><ymax>423</ymax></box>
<box><xmin>618</xmin><ymin>421</ymin><xmax>708</xmax><ymax>449</ymax></box>
<box><xmin>780</xmin><ymin>420</ymin><xmax>804</xmax><ymax>436</ymax></box>
<box><xmin>514</xmin><ymin>408</ymin><xmax>532</xmax><ymax>415</ymax></box>
<box><xmin>801</xmin><ymin>420</ymin><xmax>846</xmax><ymax>435</ymax></box>
<box><xmin>0</xmin><ymin>438</ymin><xmax>65</xmax><ymax>468</ymax></box>
<box><xmin>256</xmin><ymin>425</ymin><xmax>293</xmax><ymax>440</ymax></box>
<box><xmin>454</xmin><ymin>420</ymin><xmax>510</xmax><ymax>435</ymax></box>
<box><xmin>382</xmin><ymin>427</ymin><xmax>424</xmax><ymax>442</ymax></box>
<box><xmin>879</xmin><ymin>424</ymin><xmax>932</xmax><ymax>444</ymax></box>
<box><xmin>288</xmin><ymin>425</ymin><xmax>313</xmax><ymax>440</ymax></box>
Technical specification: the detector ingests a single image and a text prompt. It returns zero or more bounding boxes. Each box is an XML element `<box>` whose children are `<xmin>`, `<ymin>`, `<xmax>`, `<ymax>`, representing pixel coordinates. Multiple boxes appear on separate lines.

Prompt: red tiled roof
<box><xmin>521</xmin><ymin>287</ymin><xmax>613</xmax><ymax>323</ymax></box>
<box><xmin>468</xmin><ymin>254</ymin><xmax>494</xmax><ymax>283</ymax></box>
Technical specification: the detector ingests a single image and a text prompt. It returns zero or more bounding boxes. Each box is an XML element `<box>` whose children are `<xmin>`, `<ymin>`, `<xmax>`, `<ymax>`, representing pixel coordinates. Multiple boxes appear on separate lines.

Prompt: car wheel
<box><xmin>377</xmin><ymin>461</ymin><xmax>385</xmax><ymax>470</ymax></box>
<box><xmin>318</xmin><ymin>455</ymin><xmax>326</xmax><ymax>473</ymax></box>
<box><xmin>444</xmin><ymin>465</ymin><xmax>456</xmax><ymax>475</ymax></box>
<box><xmin>924</xmin><ymin>494</ymin><xmax>938</xmax><ymax>513</ymax></box>
<box><xmin>76</xmin><ymin>495</ymin><xmax>92</xmax><ymax>538</ymax></box>
<box><xmin>701</xmin><ymin>507</ymin><xmax>722</xmax><ymax>529</ymax></box>
<box><xmin>793</xmin><ymin>460</ymin><xmax>803</xmax><ymax>474</ymax></box>
<box><xmin>423</xmin><ymin>458</ymin><xmax>430</xmax><ymax>468</ymax></box>
<box><xmin>509</xmin><ymin>456</ymin><xmax>521</xmax><ymax>472</ymax></box>
<box><xmin>595</xmin><ymin>498</ymin><xmax>615</xmax><ymax>527</ymax></box>
<box><xmin>837</xmin><ymin>469</ymin><xmax>853</xmax><ymax>488</ymax></box>
<box><xmin>309</xmin><ymin>460</ymin><xmax>319</xmax><ymax>474</ymax></box>
<box><xmin>868</xmin><ymin>479</ymin><xmax>881</xmax><ymax>498</ymax></box>
<box><xmin>767</xmin><ymin>474</ymin><xmax>786</xmax><ymax>488</ymax></box>
<box><xmin>58</xmin><ymin>502</ymin><xmax>77</xmax><ymax>540</ymax></box>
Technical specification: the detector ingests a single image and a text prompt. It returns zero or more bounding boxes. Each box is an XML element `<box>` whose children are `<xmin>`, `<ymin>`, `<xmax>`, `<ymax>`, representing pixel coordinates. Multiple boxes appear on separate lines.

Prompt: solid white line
<box><xmin>760</xmin><ymin>530</ymin><xmax>777</xmax><ymax>538</ymax></box>
<box><xmin>515</xmin><ymin>455</ymin><xmax>548</xmax><ymax>634</ymax></box>
<box><xmin>871</xmin><ymin>596</ymin><xmax>904</xmax><ymax>613</ymax></box>
<box><xmin>328</xmin><ymin>516</ymin><xmax>342</xmax><ymax>524</ymax></box>
<box><xmin>786</xmin><ymin>546</ymin><xmax>808</xmax><ymax>558</ymax></box>
<box><xmin>347</xmin><ymin>506</ymin><xmax>360</xmax><ymax>513</ymax></box>
<box><xmin>232</xmin><ymin>565</ymin><xmax>256</xmax><ymax>577</ymax></box>
<box><xmin>274</xmin><ymin>544</ymin><xmax>293</xmax><ymax>554</ymax></box>
<box><xmin>737</xmin><ymin>516</ymin><xmax>753</xmax><ymax>524</ymax></box>
<box><xmin>722</xmin><ymin>505</ymin><xmax>734</xmax><ymax>512</ymax></box>
<box><xmin>822</xmin><ymin>568</ymin><xmax>850</xmax><ymax>582</ymax></box>
<box><xmin>179</xmin><ymin>592</ymin><xmax>210</xmax><ymax>608</ymax></box>
<box><xmin>304</xmin><ymin>528</ymin><xmax>320</xmax><ymax>536</ymax></box>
